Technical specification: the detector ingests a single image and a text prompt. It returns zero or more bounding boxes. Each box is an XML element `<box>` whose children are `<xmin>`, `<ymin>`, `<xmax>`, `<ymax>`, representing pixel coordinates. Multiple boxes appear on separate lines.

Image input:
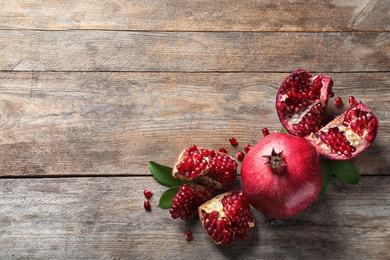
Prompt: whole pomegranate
<box><xmin>276</xmin><ymin>69</ymin><xmax>379</xmax><ymax>160</ymax></box>
<box><xmin>241</xmin><ymin>132</ymin><xmax>322</xmax><ymax>219</ymax></box>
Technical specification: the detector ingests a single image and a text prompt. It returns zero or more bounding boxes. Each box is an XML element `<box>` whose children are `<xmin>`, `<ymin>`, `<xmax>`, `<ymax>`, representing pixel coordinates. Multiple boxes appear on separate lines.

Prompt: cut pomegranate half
<box><xmin>276</xmin><ymin>69</ymin><xmax>334</xmax><ymax>137</ymax></box>
<box><xmin>305</xmin><ymin>101</ymin><xmax>379</xmax><ymax>160</ymax></box>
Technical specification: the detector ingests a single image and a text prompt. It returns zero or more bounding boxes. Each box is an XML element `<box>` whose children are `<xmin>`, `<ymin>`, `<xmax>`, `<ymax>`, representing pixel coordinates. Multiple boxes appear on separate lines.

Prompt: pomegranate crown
<box><xmin>262</xmin><ymin>148</ymin><xmax>287</xmax><ymax>174</ymax></box>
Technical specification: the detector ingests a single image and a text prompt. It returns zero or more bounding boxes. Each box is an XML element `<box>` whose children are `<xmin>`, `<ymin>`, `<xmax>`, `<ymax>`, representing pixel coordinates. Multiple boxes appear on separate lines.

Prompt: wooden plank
<box><xmin>0</xmin><ymin>0</ymin><xmax>389</xmax><ymax>32</ymax></box>
<box><xmin>0</xmin><ymin>176</ymin><xmax>388</xmax><ymax>259</ymax></box>
<box><xmin>0</xmin><ymin>72</ymin><xmax>388</xmax><ymax>177</ymax></box>
<box><xmin>0</xmin><ymin>30</ymin><xmax>389</xmax><ymax>72</ymax></box>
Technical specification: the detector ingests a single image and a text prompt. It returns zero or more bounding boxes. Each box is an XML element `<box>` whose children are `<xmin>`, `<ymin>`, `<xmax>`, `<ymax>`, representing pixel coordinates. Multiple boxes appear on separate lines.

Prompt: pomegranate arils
<box><xmin>219</xmin><ymin>147</ymin><xmax>228</xmax><ymax>154</ymax></box>
<box><xmin>144</xmin><ymin>200</ymin><xmax>151</xmax><ymax>211</ymax></box>
<box><xmin>262</xmin><ymin>128</ymin><xmax>270</xmax><ymax>137</ymax></box>
<box><xmin>201</xmin><ymin>210</ymin><xmax>234</xmax><ymax>244</ymax></box>
<box><xmin>229</xmin><ymin>137</ymin><xmax>238</xmax><ymax>146</ymax></box>
<box><xmin>348</xmin><ymin>96</ymin><xmax>356</xmax><ymax>106</ymax></box>
<box><xmin>334</xmin><ymin>97</ymin><xmax>343</xmax><ymax>106</ymax></box>
<box><xmin>236</xmin><ymin>151</ymin><xmax>245</xmax><ymax>162</ymax></box>
<box><xmin>184</xmin><ymin>229</ymin><xmax>193</xmax><ymax>241</ymax></box>
<box><xmin>169</xmin><ymin>183</ymin><xmax>213</xmax><ymax>220</ymax></box>
<box><xmin>143</xmin><ymin>189</ymin><xmax>153</xmax><ymax>199</ymax></box>
<box><xmin>207</xmin><ymin>153</ymin><xmax>238</xmax><ymax>188</ymax></box>
<box><xmin>244</xmin><ymin>144</ymin><xmax>252</xmax><ymax>153</ymax></box>
<box><xmin>173</xmin><ymin>145</ymin><xmax>237</xmax><ymax>189</ymax></box>
<box><xmin>198</xmin><ymin>190</ymin><xmax>254</xmax><ymax>245</ymax></box>
<box><xmin>276</xmin><ymin>69</ymin><xmax>334</xmax><ymax>137</ymax></box>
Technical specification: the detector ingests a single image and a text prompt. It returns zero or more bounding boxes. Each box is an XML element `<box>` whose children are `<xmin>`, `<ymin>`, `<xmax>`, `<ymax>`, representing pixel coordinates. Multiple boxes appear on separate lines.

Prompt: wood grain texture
<box><xmin>0</xmin><ymin>0</ymin><xmax>389</xmax><ymax>32</ymax></box>
<box><xmin>0</xmin><ymin>176</ymin><xmax>388</xmax><ymax>259</ymax></box>
<box><xmin>0</xmin><ymin>72</ymin><xmax>389</xmax><ymax>177</ymax></box>
<box><xmin>0</xmin><ymin>30</ymin><xmax>389</xmax><ymax>72</ymax></box>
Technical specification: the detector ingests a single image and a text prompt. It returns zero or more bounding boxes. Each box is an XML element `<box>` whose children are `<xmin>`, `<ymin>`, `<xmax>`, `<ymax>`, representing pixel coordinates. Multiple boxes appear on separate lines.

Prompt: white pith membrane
<box><xmin>198</xmin><ymin>192</ymin><xmax>226</xmax><ymax>220</ymax></box>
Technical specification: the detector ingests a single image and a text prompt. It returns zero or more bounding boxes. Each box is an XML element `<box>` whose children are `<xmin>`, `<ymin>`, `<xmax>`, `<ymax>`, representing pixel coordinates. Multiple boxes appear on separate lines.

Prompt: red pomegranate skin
<box><xmin>241</xmin><ymin>132</ymin><xmax>322</xmax><ymax>219</ymax></box>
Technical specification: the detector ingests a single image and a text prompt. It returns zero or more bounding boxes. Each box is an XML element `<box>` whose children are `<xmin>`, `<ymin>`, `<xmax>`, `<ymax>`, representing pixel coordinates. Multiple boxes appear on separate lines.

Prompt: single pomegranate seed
<box><xmin>334</xmin><ymin>97</ymin><xmax>343</xmax><ymax>106</ymax></box>
<box><xmin>184</xmin><ymin>229</ymin><xmax>193</xmax><ymax>241</ymax></box>
<box><xmin>244</xmin><ymin>144</ymin><xmax>252</xmax><ymax>153</ymax></box>
<box><xmin>144</xmin><ymin>200</ymin><xmax>151</xmax><ymax>211</ymax></box>
<box><xmin>262</xmin><ymin>128</ymin><xmax>270</xmax><ymax>137</ymax></box>
<box><xmin>348</xmin><ymin>96</ymin><xmax>356</xmax><ymax>106</ymax></box>
<box><xmin>229</xmin><ymin>137</ymin><xmax>238</xmax><ymax>146</ymax></box>
<box><xmin>143</xmin><ymin>189</ymin><xmax>153</xmax><ymax>199</ymax></box>
<box><xmin>236</xmin><ymin>151</ymin><xmax>245</xmax><ymax>162</ymax></box>
<box><xmin>219</xmin><ymin>147</ymin><xmax>228</xmax><ymax>154</ymax></box>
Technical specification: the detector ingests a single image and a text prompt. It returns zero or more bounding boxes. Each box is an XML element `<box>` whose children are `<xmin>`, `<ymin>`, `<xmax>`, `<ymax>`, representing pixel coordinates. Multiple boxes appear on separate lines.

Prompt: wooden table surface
<box><xmin>0</xmin><ymin>1</ymin><xmax>389</xmax><ymax>259</ymax></box>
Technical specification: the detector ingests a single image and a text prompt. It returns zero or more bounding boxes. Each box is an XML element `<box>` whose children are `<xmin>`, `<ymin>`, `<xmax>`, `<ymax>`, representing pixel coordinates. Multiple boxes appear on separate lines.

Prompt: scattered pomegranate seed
<box><xmin>184</xmin><ymin>229</ymin><xmax>193</xmax><ymax>241</ymax></box>
<box><xmin>219</xmin><ymin>147</ymin><xmax>228</xmax><ymax>154</ymax></box>
<box><xmin>144</xmin><ymin>200</ymin><xmax>151</xmax><ymax>211</ymax></box>
<box><xmin>229</xmin><ymin>137</ymin><xmax>238</xmax><ymax>146</ymax></box>
<box><xmin>262</xmin><ymin>128</ymin><xmax>270</xmax><ymax>137</ymax></box>
<box><xmin>348</xmin><ymin>96</ymin><xmax>356</xmax><ymax>106</ymax></box>
<box><xmin>143</xmin><ymin>189</ymin><xmax>153</xmax><ymax>199</ymax></box>
<box><xmin>334</xmin><ymin>97</ymin><xmax>343</xmax><ymax>106</ymax></box>
<box><xmin>236</xmin><ymin>151</ymin><xmax>245</xmax><ymax>161</ymax></box>
<box><xmin>244</xmin><ymin>144</ymin><xmax>252</xmax><ymax>153</ymax></box>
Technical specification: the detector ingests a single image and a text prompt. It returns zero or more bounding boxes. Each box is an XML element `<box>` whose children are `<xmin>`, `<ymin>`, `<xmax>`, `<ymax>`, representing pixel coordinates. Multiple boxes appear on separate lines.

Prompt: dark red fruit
<box><xmin>144</xmin><ymin>200</ymin><xmax>151</xmax><ymax>211</ymax></box>
<box><xmin>348</xmin><ymin>96</ymin><xmax>356</xmax><ymax>106</ymax></box>
<box><xmin>236</xmin><ymin>151</ymin><xmax>245</xmax><ymax>162</ymax></box>
<box><xmin>276</xmin><ymin>69</ymin><xmax>334</xmax><ymax>137</ymax></box>
<box><xmin>262</xmin><ymin>128</ymin><xmax>270</xmax><ymax>137</ymax></box>
<box><xmin>241</xmin><ymin>132</ymin><xmax>322</xmax><ymax>219</ymax></box>
<box><xmin>276</xmin><ymin>69</ymin><xmax>379</xmax><ymax>160</ymax></box>
<box><xmin>244</xmin><ymin>144</ymin><xmax>252</xmax><ymax>153</ymax></box>
<box><xmin>306</xmin><ymin>101</ymin><xmax>379</xmax><ymax>160</ymax></box>
<box><xmin>219</xmin><ymin>147</ymin><xmax>228</xmax><ymax>154</ymax></box>
<box><xmin>229</xmin><ymin>137</ymin><xmax>238</xmax><ymax>146</ymax></box>
<box><xmin>143</xmin><ymin>189</ymin><xmax>153</xmax><ymax>199</ymax></box>
<box><xmin>198</xmin><ymin>190</ymin><xmax>254</xmax><ymax>245</ymax></box>
<box><xmin>172</xmin><ymin>145</ymin><xmax>238</xmax><ymax>189</ymax></box>
<box><xmin>169</xmin><ymin>183</ymin><xmax>214</xmax><ymax>220</ymax></box>
<box><xmin>184</xmin><ymin>229</ymin><xmax>193</xmax><ymax>241</ymax></box>
<box><xmin>334</xmin><ymin>97</ymin><xmax>343</xmax><ymax>106</ymax></box>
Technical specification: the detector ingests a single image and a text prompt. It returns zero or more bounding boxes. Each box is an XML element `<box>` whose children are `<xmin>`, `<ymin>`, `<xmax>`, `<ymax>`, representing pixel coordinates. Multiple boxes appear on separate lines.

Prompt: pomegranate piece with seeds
<box><xmin>306</xmin><ymin>101</ymin><xmax>379</xmax><ymax>160</ymax></box>
<box><xmin>276</xmin><ymin>69</ymin><xmax>379</xmax><ymax>160</ymax></box>
<box><xmin>198</xmin><ymin>190</ymin><xmax>254</xmax><ymax>245</ymax></box>
<box><xmin>276</xmin><ymin>69</ymin><xmax>334</xmax><ymax>137</ymax></box>
<box><xmin>169</xmin><ymin>183</ymin><xmax>214</xmax><ymax>220</ymax></box>
<box><xmin>172</xmin><ymin>145</ymin><xmax>238</xmax><ymax>189</ymax></box>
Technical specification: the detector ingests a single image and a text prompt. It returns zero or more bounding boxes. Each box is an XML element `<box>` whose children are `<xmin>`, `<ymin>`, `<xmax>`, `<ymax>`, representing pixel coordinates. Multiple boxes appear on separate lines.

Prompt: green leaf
<box><xmin>280</xmin><ymin>127</ymin><xmax>288</xmax><ymax>133</ymax></box>
<box><xmin>317</xmin><ymin>159</ymin><xmax>332</xmax><ymax>200</ymax></box>
<box><xmin>148</xmin><ymin>161</ymin><xmax>183</xmax><ymax>187</ymax></box>
<box><xmin>159</xmin><ymin>186</ymin><xmax>180</xmax><ymax>209</ymax></box>
<box><xmin>331</xmin><ymin>160</ymin><xmax>360</xmax><ymax>185</ymax></box>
